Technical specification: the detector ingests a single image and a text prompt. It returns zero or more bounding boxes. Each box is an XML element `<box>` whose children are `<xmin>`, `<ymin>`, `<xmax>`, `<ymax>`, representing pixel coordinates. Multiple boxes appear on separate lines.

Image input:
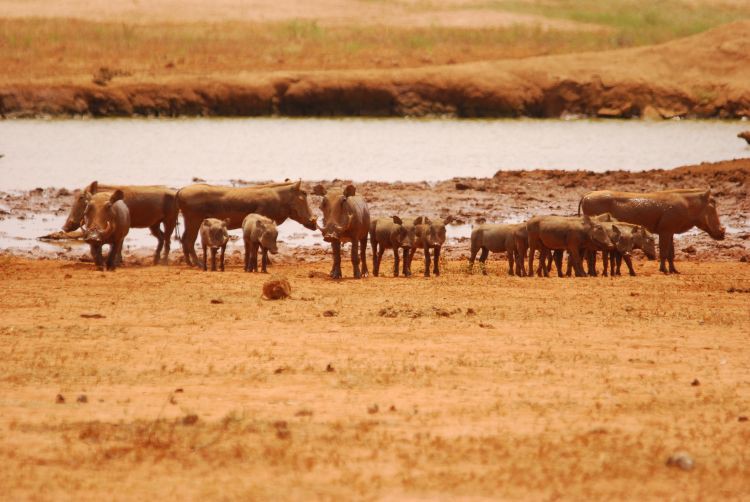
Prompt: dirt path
<box><xmin>1</xmin><ymin>256</ymin><xmax>749</xmax><ymax>499</ymax></box>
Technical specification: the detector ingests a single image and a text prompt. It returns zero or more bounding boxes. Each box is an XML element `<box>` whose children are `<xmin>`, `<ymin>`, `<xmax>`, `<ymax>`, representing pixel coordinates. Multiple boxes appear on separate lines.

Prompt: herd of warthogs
<box><xmin>62</xmin><ymin>180</ymin><xmax>726</xmax><ymax>277</ymax></box>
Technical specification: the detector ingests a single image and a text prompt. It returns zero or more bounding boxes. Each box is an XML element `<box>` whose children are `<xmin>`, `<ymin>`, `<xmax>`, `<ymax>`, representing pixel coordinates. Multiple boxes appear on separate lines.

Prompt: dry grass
<box><xmin>1</xmin><ymin>256</ymin><xmax>749</xmax><ymax>499</ymax></box>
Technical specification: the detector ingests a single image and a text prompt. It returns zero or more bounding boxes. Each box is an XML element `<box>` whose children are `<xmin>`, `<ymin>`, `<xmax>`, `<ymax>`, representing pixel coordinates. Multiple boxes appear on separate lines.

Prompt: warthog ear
<box><xmin>312</xmin><ymin>184</ymin><xmax>327</xmax><ymax>196</ymax></box>
<box><xmin>202</xmin><ymin>219</ymin><xmax>211</xmax><ymax>227</ymax></box>
<box><xmin>414</xmin><ymin>216</ymin><xmax>425</xmax><ymax>225</ymax></box>
<box><xmin>110</xmin><ymin>189</ymin><xmax>124</xmax><ymax>203</ymax></box>
<box><xmin>392</xmin><ymin>215</ymin><xmax>403</xmax><ymax>225</ymax></box>
<box><xmin>344</xmin><ymin>184</ymin><xmax>356</xmax><ymax>197</ymax></box>
<box><xmin>87</xmin><ymin>181</ymin><xmax>98</xmax><ymax>194</ymax></box>
<box><xmin>611</xmin><ymin>224</ymin><xmax>622</xmax><ymax>239</ymax></box>
<box><xmin>293</xmin><ymin>179</ymin><xmax>301</xmax><ymax>191</ymax></box>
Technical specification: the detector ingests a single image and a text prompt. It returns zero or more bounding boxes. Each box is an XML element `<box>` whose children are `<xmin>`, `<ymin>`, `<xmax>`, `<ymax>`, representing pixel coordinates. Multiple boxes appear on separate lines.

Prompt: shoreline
<box><xmin>2</xmin><ymin>21</ymin><xmax>750</xmax><ymax>120</ymax></box>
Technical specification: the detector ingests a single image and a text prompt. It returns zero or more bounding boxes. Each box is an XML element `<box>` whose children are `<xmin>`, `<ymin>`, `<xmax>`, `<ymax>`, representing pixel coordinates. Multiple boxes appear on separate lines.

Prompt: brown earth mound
<box><xmin>2</xmin><ymin>21</ymin><xmax>750</xmax><ymax>118</ymax></box>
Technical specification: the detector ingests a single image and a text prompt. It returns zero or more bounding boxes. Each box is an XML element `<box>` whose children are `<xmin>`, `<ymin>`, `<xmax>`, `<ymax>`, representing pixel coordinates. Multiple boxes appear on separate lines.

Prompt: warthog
<box><xmin>314</xmin><ymin>184</ymin><xmax>370</xmax><ymax>279</ymax></box>
<box><xmin>82</xmin><ymin>190</ymin><xmax>130</xmax><ymax>271</ymax></box>
<box><xmin>406</xmin><ymin>216</ymin><xmax>452</xmax><ymax>277</ymax></box>
<box><xmin>579</xmin><ymin>189</ymin><xmax>725</xmax><ymax>274</ymax></box>
<box><xmin>526</xmin><ymin>215</ymin><xmax>613</xmax><ymax>277</ymax></box>
<box><xmin>200</xmin><ymin>218</ymin><xmax>229</xmax><ymax>272</ymax></box>
<box><xmin>177</xmin><ymin>181</ymin><xmax>317</xmax><ymax>268</ymax></box>
<box><xmin>370</xmin><ymin>216</ymin><xmax>414</xmax><ymax>277</ymax></box>
<box><xmin>602</xmin><ymin>223</ymin><xmax>657</xmax><ymax>276</ymax></box>
<box><xmin>242</xmin><ymin>213</ymin><xmax>278</xmax><ymax>273</ymax></box>
<box><xmin>63</xmin><ymin>181</ymin><xmax>178</xmax><ymax>265</ymax></box>
<box><xmin>469</xmin><ymin>223</ymin><xmax>526</xmax><ymax>276</ymax></box>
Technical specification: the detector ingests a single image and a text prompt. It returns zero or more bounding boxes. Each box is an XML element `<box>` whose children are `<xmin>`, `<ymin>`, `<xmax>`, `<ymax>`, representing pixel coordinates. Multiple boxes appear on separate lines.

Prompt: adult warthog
<box><xmin>177</xmin><ymin>181</ymin><xmax>317</xmax><ymax>267</ymax></box>
<box><xmin>578</xmin><ymin>189</ymin><xmax>725</xmax><ymax>274</ymax></box>
<box><xmin>82</xmin><ymin>190</ymin><xmax>130</xmax><ymax>271</ymax></box>
<box><xmin>314</xmin><ymin>183</ymin><xmax>370</xmax><ymax>279</ymax></box>
<box><xmin>63</xmin><ymin>181</ymin><xmax>178</xmax><ymax>264</ymax></box>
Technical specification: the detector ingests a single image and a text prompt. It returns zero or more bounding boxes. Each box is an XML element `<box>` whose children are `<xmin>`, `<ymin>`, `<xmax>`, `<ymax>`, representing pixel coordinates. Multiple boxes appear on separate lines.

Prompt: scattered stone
<box><xmin>55</xmin><ymin>394</ymin><xmax>65</xmax><ymax>404</ymax></box>
<box><xmin>683</xmin><ymin>245</ymin><xmax>697</xmax><ymax>255</ymax></box>
<box><xmin>210</xmin><ymin>298</ymin><xmax>224</xmax><ymax>304</ymax></box>
<box><xmin>322</xmin><ymin>309</ymin><xmax>338</xmax><ymax>317</ymax></box>
<box><xmin>389</xmin><ymin>405</ymin><xmax>397</xmax><ymax>412</ymax></box>
<box><xmin>273</xmin><ymin>420</ymin><xmax>290</xmax><ymax>439</ymax></box>
<box><xmin>80</xmin><ymin>313</ymin><xmax>105</xmax><ymax>319</ymax></box>
<box><xmin>738</xmin><ymin>416</ymin><xmax>748</xmax><ymax>422</ymax></box>
<box><xmin>182</xmin><ymin>414</ymin><xmax>199</xmax><ymax>426</ymax></box>
<box><xmin>727</xmin><ymin>286</ymin><xmax>750</xmax><ymax>294</ymax></box>
<box><xmin>192</xmin><ymin>176</ymin><xmax>206</xmax><ymax>182</ymax></box>
<box><xmin>325</xmin><ymin>363</ymin><xmax>335</xmax><ymax>373</ymax></box>
<box><xmin>666</xmin><ymin>452</ymin><xmax>694</xmax><ymax>471</ymax></box>
<box><xmin>367</xmin><ymin>404</ymin><xmax>379</xmax><ymax>414</ymax></box>
<box><xmin>455</xmin><ymin>182</ymin><xmax>472</xmax><ymax>191</ymax></box>
<box><xmin>479</xmin><ymin>322</ymin><xmax>495</xmax><ymax>329</ymax></box>
<box><xmin>378</xmin><ymin>306</ymin><xmax>398</xmax><ymax>318</ymax></box>
<box><xmin>466</xmin><ymin>308</ymin><xmax>476</xmax><ymax>316</ymax></box>
<box><xmin>76</xmin><ymin>394</ymin><xmax>88</xmax><ymax>403</ymax></box>
<box><xmin>262</xmin><ymin>277</ymin><xmax>291</xmax><ymax>300</ymax></box>
<box><xmin>174</xmin><ymin>388</ymin><xmax>184</xmax><ymax>393</ymax></box>
<box><xmin>273</xmin><ymin>366</ymin><xmax>288</xmax><ymax>374</ymax></box>
<box><xmin>691</xmin><ymin>378</ymin><xmax>700</xmax><ymax>386</ymax></box>
<box><xmin>295</xmin><ymin>409</ymin><xmax>313</xmax><ymax>417</ymax></box>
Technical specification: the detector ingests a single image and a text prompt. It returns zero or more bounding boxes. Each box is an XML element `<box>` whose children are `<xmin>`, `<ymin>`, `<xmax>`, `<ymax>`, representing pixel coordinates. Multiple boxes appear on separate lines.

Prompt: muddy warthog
<box><xmin>314</xmin><ymin>184</ymin><xmax>370</xmax><ymax>279</ymax></box>
<box><xmin>406</xmin><ymin>216</ymin><xmax>452</xmax><ymax>277</ymax></box>
<box><xmin>63</xmin><ymin>181</ymin><xmax>178</xmax><ymax>265</ymax></box>
<box><xmin>82</xmin><ymin>190</ymin><xmax>130</xmax><ymax>271</ymax></box>
<box><xmin>603</xmin><ymin>223</ymin><xmax>657</xmax><ymax>276</ymax></box>
<box><xmin>370</xmin><ymin>216</ymin><xmax>414</xmax><ymax>277</ymax></box>
<box><xmin>242</xmin><ymin>214</ymin><xmax>278</xmax><ymax>273</ymax></box>
<box><xmin>200</xmin><ymin>218</ymin><xmax>229</xmax><ymax>272</ymax></box>
<box><xmin>177</xmin><ymin>181</ymin><xmax>317</xmax><ymax>268</ymax></box>
<box><xmin>527</xmin><ymin>215</ymin><xmax>613</xmax><ymax>277</ymax></box>
<box><xmin>579</xmin><ymin>189</ymin><xmax>725</xmax><ymax>274</ymax></box>
<box><xmin>469</xmin><ymin>223</ymin><xmax>526</xmax><ymax>276</ymax></box>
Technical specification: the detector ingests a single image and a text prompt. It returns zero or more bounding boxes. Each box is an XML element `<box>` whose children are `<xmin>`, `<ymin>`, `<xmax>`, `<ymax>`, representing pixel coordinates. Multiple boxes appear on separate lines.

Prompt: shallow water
<box><xmin>1</xmin><ymin>118</ymin><xmax>748</xmax><ymax>190</ymax></box>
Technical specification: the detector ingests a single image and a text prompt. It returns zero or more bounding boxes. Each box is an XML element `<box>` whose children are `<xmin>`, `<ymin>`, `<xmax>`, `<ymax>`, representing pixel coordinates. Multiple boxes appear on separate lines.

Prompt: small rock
<box><xmin>80</xmin><ymin>313</ymin><xmax>105</xmax><ymax>319</ymax></box>
<box><xmin>295</xmin><ymin>409</ymin><xmax>313</xmax><ymax>417</ymax></box>
<box><xmin>691</xmin><ymin>378</ymin><xmax>700</xmax><ymax>386</ymax></box>
<box><xmin>666</xmin><ymin>452</ymin><xmax>694</xmax><ymax>471</ymax></box>
<box><xmin>262</xmin><ymin>277</ymin><xmax>291</xmax><ymax>300</ymax></box>
<box><xmin>325</xmin><ymin>363</ymin><xmax>335</xmax><ymax>372</ymax></box>
<box><xmin>683</xmin><ymin>245</ymin><xmax>697</xmax><ymax>255</ymax></box>
<box><xmin>210</xmin><ymin>298</ymin><xmax>223</xmax><ymax>304</ymax></box>
<box><xmin>466</xmin><ymin>308</ymin><xmax>476</xmax><ymax>316</ymax></box>
<box><xmin>322</xmin><ymin>309</ymin><xmax>337</xmax><ymax>317</ymax></box>
<box><xmin>55</xmin><ymin>394</ymin><xmax>65</xmax><ymax>404</ymax></box>
<box><xmin>389</xmin><ymin>405</ymin><xmax>397</xmax><ymax>412</ymax></box>
<box><xmin>738</xmin><ymin>416</ymin><xmax>748</xmax><ymax>422</ymax></box>
<box><xmin>455</xmin><ymin>182</ymin><xmax>472</xmax><ymax>191</ymax></box>
<box><xmin>192</xmin><ymin>176</ymin><xmax>206</xmax><ymax>182</ymax></box>
<box><xmin>182</xmin><ymin>414</ymin><xmax>199</xmax><ymax>426</ymax></box>
<box><xmin>273</xmin><ymin>420</ymin><xmax>290</xmax><ymax>439</ymax></box>
<box><xmin>367</xmin><ymin>404</ymin><xmax>379</xmax><ymax>414</ymax></box>
<box><xmin>76</xmin><ymin>394</ymin><xmax>88</xmax><ymax>403</ymax></box>
<box><xmin>64</xmin><ymin>274</ymin><xmax>72</xmax><ymax>279</ymax></box>
<box><xmin>273</xmin><ymin>366</ymin><xmax>288</xmax><ymax>374</ymax></box>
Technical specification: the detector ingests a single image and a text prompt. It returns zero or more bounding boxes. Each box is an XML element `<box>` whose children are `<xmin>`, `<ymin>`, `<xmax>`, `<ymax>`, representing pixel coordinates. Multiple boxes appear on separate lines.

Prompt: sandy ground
<box><xmin>1</xmin><ymin>255</ymin><xmax>749</xmax><ymax>499</ymax></box>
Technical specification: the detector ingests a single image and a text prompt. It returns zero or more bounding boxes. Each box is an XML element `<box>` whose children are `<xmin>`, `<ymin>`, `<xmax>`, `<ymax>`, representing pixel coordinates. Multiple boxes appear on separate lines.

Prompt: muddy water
<box><xmin>1</xmin><ymin>118</ymin><xmax>748</xmax><ymax>189</ymax></box>
<box><xmin>1</xmin><ymin>118</ymin><xmax>748</xmax><ymax>255</ymax></box>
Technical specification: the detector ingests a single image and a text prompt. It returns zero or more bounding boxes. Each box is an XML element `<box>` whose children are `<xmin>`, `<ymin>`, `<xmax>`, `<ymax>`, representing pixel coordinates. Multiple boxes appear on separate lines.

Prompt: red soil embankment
<box><xmin>2</xmin><ymin>21</ymin><xmax>750</xmax><ymax>118</ymax></box>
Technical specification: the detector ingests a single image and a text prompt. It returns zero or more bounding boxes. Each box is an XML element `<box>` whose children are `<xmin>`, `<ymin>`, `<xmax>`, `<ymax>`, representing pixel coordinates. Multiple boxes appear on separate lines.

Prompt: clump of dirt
<box><xmin>262</xmin><ymin>277</ymin><xmax>291</xmax><ymax>300</ymax></box>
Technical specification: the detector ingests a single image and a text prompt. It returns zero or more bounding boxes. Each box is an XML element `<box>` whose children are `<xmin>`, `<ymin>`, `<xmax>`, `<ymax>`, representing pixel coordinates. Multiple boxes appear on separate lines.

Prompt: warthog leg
<box><xmin>202</xmin><ymin>245</ymin><xmax>208</xmax><ymax>272</ymax></box>
<box><xmin>330</xmin><ymin>240</ymin><xmax>342</xmax><ymax>279</ymax></box>
<box><xmin>351</xmin><ymin>239</ymin><xmax>361</xmax><ymax>279</ymax></box>
<box><xmin>423</xmin><ymin>246</ymin><xmax>431</xmax><ymax>277</ymax></box>
<box><xmin>433</xmin><ymin>246</ymin><xmax>441</xmax><ymax>276</ymax></box>
<box><xmin>392</xmin><ymin>246</ymin><xmax>400</xmax><ymax>277</ymax></box>
<box><xmin>89</xmin><ymin>243</ymin><xmax>104</xmax><ymax>271</ymax></box>
<box><xmin>359</xmin><ymin>236</ymin><xmax>369</xmax><ymax>278</ymax></box>
<box><xmin>261</xmin><ymin>247</ymin><xmax>269</xmax><ymax>273</ymax></box>
<box><xmin>667</xmin><ymin>235</ymin><xmax>679</xmax><ymax>274</ymax></box>
<box><xmin>375</xmin><ymin>245</ymin><xmax>385</xmax><ymax>277</ymax></box>
<box><xmin>478</xmin><ymin>247</ymin><xmax>489</xmax><ymax>275</ymax></box>
<box><xmin>106</xmin><ymin>240</ymin><xmax>121</xmax><ymax>271</ymax></box>
<box><xmin>220</xmin><ymin>244</ymin><xmax>226</xmax><ymax>272</ymax></box>
<box><xmin>658</xmin><ymin>233</ymin><xmax>672</xmax><ymax>274</ymax></box>
<box><xmin>402</xmin><ymin>247</ymin><xmax>411</xmax><ymax>277</ymax></box>
<box><xmin>149</xmin><ymin>223</ymin><xmax>165</xmax><ymax>266</ymax></box>
<box><xmin>182</xmin><ymin>217</ymin><xmax>203</xmax><ymax>268</ymax></box>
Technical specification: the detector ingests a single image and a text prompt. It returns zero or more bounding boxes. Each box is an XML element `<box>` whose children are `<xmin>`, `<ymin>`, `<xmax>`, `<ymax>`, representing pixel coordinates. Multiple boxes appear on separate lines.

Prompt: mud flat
<box><xmin>2</xmin><ymin>21</ymin><xmax>750</xmax><ymax>119</ymax></box>
<box><xmin>1</xmin><ymin>255</ymin><xmax>749</xmax><ymax>499</ymax></box>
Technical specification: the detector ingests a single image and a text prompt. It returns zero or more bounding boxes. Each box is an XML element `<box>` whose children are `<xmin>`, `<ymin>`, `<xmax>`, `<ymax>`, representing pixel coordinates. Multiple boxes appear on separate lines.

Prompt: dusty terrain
<box><xmin>1</xmin><ymin>255</ymin><xmax>749</xmax><ymax>500</ymax></box>
<box><xmin>2</xmin><ymin>0</ymin><xmax>750</xmax><ymax>117</ymax></box>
